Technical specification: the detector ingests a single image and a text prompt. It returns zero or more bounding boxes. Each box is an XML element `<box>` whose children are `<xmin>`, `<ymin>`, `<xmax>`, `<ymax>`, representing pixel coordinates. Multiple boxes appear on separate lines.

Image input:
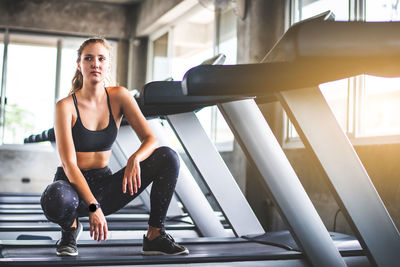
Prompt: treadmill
<box><xmin>182</xmin><ymin>12</ymin><xmax>400</xmax><ymax>267</ymax></box>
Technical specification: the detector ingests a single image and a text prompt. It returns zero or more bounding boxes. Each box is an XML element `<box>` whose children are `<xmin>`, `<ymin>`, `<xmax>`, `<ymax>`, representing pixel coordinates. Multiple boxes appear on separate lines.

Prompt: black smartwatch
<box><xmin>88</xmin><ymin>203</ymin><xmax>101</xmax><ymax>212</ymax></box>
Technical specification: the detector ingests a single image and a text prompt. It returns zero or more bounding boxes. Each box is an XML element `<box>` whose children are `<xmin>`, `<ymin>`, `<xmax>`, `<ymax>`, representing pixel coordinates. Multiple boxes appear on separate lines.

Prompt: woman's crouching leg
<box><xmin>40</xmin><ymin>180</ymin><xmax>79</xmax><ymax>230</ymax></box>
<box><xmin>147</xmin><ymin>146</ymin><xmax>180</xmax><ymax>228</ymax></box>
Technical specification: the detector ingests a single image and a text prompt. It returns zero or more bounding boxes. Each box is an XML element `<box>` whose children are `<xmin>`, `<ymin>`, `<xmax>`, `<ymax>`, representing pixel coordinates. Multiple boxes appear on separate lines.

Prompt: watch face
<box><xmin>89</xmin><ymin>204</ymin><xmax>97</xmax><ymax>212</ymax></box>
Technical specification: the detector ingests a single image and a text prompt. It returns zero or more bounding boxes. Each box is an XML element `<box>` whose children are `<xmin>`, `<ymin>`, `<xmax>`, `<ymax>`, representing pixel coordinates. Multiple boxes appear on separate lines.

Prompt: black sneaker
<box><xmin>142</xmin><ymin>229</ymin><xmax>189</xmax><ymax>255</ymax></box>
<box><xmin>56</xmin><ymin>220</ymin><xmax>83</xmax><ymax>256</ymax></box>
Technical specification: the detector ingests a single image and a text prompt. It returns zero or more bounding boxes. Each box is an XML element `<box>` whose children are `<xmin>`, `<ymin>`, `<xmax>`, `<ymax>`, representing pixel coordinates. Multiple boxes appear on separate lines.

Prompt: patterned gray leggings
<box><xmin>40</xmin><ymin>146</ymin><xmax>180</xmax><ymax>230</ymax></box>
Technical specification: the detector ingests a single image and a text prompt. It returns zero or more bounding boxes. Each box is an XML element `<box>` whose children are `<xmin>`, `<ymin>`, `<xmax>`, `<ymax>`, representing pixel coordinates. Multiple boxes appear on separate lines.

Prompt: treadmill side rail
<box><xmin>278</xmin><ymin>86</ymin><xmax>400</xmax><ymax>267</ymax></box>
<box><xmin>219</xmin><ymin>99</ymin><xmax>346</xmax><ymax>267</ymax></box>
<box><xmin>166</xmin><ymin>112</ymin><xmax>265</xmax><ymax>237</ymax></box>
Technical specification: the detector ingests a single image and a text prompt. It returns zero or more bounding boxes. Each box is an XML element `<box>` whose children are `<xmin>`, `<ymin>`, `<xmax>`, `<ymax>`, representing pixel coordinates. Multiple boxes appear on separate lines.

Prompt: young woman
<box><xmin>40</xmin><ymin>38</ymin><xmax>188</xmax><ymax>256</ymax></box>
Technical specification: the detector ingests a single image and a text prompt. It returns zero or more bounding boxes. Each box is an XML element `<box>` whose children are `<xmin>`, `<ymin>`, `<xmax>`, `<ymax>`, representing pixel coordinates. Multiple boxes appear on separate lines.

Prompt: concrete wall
<box><xmin>0</xmin><ymin>144</ymin><xmax>59</xmax><ymax>194</ymax></box>
<box><xmin>0</xmin><ymin>0</ymin><xmax>133</xmax><ymax>39</ymax></box>
<box><xmin>283</xmin><ymin>143</ymin><xmax>400</xmax><ymax>235</ymax></box>
<box><xmin>135</xmin><ymin>0</ymin><xmax>183</xmax><ymax>36</ymax></box>
<box><xmin>355</xmin><ymin>144</ymin><xmax>400</xmax><ymax>231</ymax></box>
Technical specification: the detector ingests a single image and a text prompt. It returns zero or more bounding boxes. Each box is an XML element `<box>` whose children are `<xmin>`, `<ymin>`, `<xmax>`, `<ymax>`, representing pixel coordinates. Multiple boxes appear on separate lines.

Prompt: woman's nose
<box><xmin>92</xmin><ymin>59</ymin><xmax>100</xmax><ymax>68</ymax></box>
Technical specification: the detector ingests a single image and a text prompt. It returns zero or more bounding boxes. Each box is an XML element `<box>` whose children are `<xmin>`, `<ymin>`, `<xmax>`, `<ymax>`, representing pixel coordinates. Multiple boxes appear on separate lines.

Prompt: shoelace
<box><xmin>56</xmin><ymin>229</ymin><xmax>76</xmax><ymax>246</ymax></box>
<box><xmin>159</xmin><ymin>229</ymin><xmax>174</xmax><ymax>241</ymax></box>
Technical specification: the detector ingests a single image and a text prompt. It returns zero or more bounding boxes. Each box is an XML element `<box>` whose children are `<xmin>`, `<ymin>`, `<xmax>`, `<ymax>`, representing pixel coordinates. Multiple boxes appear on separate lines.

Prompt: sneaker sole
<box><xmin>56</xmin><ymin>250</ymin><xmax>78</xmax><ymax>256</ymax></box>
<box><xmin>141</xmin><ymin>248</ymin><xmax>189</xmax><ymax>256</ymax></box>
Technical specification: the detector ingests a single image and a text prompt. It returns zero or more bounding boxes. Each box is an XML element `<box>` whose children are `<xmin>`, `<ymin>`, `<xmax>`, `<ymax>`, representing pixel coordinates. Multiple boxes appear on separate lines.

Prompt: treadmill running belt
<box><xmin>0</xmin><ymin>239</ymin><xmax>303</xmax><ymax>266</ymax></box>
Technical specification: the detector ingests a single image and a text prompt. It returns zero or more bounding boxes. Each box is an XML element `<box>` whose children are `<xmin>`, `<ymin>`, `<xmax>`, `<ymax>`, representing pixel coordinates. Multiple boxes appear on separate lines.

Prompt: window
<box><xmin>287</xmin><ymin>0</ymin><xmax>400</xmax><ymax>143</ymax></box>
<box><xmin>3</xmin><ymin>34</ymin><xmax>57</xmax><ymax>144</ymax></box>
<box><xmin>148</xmin><ymin>4</ymin><xmax>237</xmax><ymax>151</ymax></box>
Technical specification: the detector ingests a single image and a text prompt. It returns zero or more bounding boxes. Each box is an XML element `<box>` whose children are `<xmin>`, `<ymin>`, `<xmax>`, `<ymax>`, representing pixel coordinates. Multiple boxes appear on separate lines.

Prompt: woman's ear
<box><xmin>77</xmin><ymin>62</ymin><xmax>81</xmax><ymax>73</ymax></box>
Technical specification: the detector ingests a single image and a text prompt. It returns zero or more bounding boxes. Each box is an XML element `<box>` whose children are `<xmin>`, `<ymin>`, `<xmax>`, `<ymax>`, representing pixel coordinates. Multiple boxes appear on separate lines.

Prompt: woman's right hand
<box><xmin>89</xmin><ymin>208</ymin><xmax>108</xmax><ymax>242</ymax></box>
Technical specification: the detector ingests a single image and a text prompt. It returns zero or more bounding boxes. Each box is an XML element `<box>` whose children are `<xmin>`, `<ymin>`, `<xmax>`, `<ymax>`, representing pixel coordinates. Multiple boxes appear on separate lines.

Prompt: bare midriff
<box><xmin>76</xmin><ymin>150</ymin><xmax>112</xmax><ymax>170</ymax></box>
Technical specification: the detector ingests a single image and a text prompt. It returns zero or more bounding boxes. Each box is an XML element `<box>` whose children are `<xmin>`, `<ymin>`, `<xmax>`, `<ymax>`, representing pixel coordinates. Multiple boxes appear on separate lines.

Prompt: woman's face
<box><xmin>78</xmin><ymin>42</ymin><xmax>110</xmax><ymax>85</ymax></box>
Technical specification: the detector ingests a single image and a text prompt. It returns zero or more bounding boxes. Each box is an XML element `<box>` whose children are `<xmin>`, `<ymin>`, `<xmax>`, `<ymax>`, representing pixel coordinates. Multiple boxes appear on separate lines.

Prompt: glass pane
<box><xmin>219</xmin><ymin>8</ymin><xmax>237</xmax><ymax>64</ymax></box>
<box><xmin>361</xmin><ymin>76</ymin><xmax>400</xmax><ymax>136</ymax></box>
<box><xmin>0</xmin><ymin>38</ymin><xmax>3</xmax><ymax>84</ymax></box>
<box><xmin>59</xmin><ymin>46</ymin><xmax>77</xmax><ymax>99</ymax></box>
<box><xmin>0</xmin><ymin>41</ymin><xmax>3</xmax><ymax>94</ymax></box>
<box><xmin>296</xmin><ymin>0</ymin><xmax>349</xmax><ymax>21</ymax></box>
<box><xmin>4</xmin><ymin>40</ymin><xmax>57</xmax><ymax>144</ymax></box>
<box><xmin>366</xmin><ymin>0</ymin><xmax>400</xmax><ymax>21</ymax></box>
<box><xmin>152</xmin><ymin>33</ymin><xmax>169</xmax><ymax>81</ymax></box>
<box><xmin>170</xmin><ymin>7</ymin><xmax>213</xmax><ymax>80</ymax></box>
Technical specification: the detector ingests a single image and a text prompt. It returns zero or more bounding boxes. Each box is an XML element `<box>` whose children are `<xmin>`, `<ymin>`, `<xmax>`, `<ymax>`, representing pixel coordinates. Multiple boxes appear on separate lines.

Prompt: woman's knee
<box><xmin>155</xmin><ymin>146</ymin><xmax>180</xmax><ymax>171</ymax></box>
<box><xmin>40</xmin><ymin>180</ymin><xmax>79</xmax><ymax>222</ymax></box>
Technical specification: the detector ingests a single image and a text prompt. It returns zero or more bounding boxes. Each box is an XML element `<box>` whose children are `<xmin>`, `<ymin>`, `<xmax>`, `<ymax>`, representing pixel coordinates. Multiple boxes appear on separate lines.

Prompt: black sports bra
<box><xmin>71</xmin><ymin>89</ymin><xmax>118</xmax><ymax>152</ymax></box>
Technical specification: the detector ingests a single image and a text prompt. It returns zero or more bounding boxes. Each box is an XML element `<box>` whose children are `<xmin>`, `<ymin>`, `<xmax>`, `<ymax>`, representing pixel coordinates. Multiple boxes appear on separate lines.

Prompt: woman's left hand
<box><xmin>123</xmin><ymin>155</ymin><xmax>141</xmax><ymax>195</ymax></box>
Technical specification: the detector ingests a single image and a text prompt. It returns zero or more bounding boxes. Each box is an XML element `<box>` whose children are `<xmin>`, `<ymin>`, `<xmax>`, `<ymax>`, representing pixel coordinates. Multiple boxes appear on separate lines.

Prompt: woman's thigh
<box><xmin>96</xmin><ymin>147</ymin><xmax>174</xmax><ymax>216</ymax></box>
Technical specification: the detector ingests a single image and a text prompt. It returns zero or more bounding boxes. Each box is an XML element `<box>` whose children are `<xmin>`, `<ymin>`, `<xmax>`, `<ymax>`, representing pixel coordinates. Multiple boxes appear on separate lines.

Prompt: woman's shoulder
<box><xmin>55</xmin><ymin>95</ymin><xmax>74</xmax><ymax>112</ymax></box>
<box><xmin>106</xmin><ymin>86</ymin><xmax>135</xmax><ymax>99</ymax></box>
<box><xmin>106</xmin><ymin>86</ymin><xmax>128</xmax><ymax>94</ymax></box>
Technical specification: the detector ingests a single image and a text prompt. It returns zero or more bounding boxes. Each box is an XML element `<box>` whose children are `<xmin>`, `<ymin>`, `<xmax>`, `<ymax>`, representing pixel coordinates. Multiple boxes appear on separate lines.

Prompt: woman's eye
<box><xmin>99</xmin><ymin>57</ymin><xmax>106</xmax><ymax>61</ymax></box>
<box><xmin>84</xmin><ymin>57</ymin><xmax>92</xmax><ymax>61</ymax></box>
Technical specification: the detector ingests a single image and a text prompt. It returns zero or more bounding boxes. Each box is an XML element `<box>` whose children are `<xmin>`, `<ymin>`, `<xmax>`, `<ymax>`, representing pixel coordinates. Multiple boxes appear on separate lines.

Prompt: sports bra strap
<box><xmin>71</xmin><ymin>93</ymin><xmax>81</xmax><ymax>118</ymax></box>
<box><xmin>72</xmin><ymin>89</ymin><xmax>112</xmax><ymax>119</ymax></box>
<box><xmin>105</xmin><ymin>88</ymin><xmax>112</xmax><ymax>116</ymax></box>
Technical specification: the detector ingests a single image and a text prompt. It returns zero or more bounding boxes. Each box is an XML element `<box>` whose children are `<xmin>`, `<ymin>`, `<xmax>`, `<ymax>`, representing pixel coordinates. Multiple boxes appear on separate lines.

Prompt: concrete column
<box><xmin>116</xmin><ymin>39</ymin><xmax>129</xmax><ymax>88</ymax></box>
<box><xmin>237</xmin><ymin>0</ymin><xmax>288</xmax><ymax>64</ymax></box>
<box><xmin>236</xmin><ymin>0</ymin><xmax>289</xmax><ymax>230</ymax></box>
<box><xmin>129</xmin><ymin>37</ymin><xmax>148</xmax><ymax>91</ymax></box>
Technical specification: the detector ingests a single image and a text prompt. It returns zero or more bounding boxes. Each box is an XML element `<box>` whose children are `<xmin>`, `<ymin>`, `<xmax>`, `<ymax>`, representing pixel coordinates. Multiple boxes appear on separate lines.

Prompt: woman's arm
<box><xmin>113</xmin><ymin>87</ymin><xmax>158</xmax><ymax>195</ymax></box>
<box><xmin>55</xmin><ymin>99</ymin><xmax>98</xmax><ymax>205</ymax></box>
<box><xmin>55</xmin><ymin>98</ymin><xmax>107</xmax><ymax>241</ymax></box>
